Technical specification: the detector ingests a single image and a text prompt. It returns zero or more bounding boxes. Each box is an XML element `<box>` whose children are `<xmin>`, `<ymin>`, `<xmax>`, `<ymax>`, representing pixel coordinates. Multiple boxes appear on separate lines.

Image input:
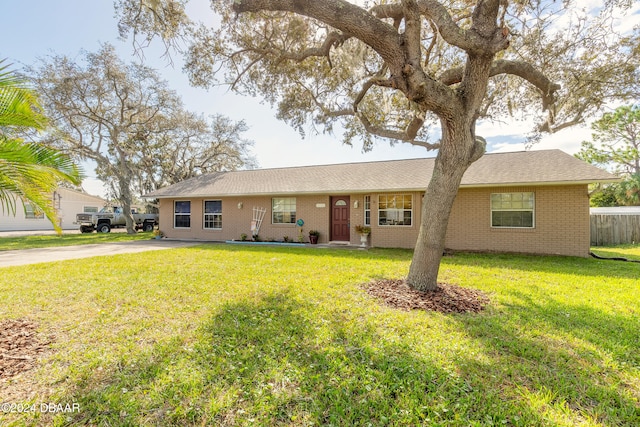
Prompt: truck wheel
<box><xmin>142</xmin><ymin>222</ymin><xmax>154</xmax><ymax>232</ymax></box>
<box><xmin>97</xmin><ymin>223</ymin><xmax>111</xmax><ymax>233</ymax></box>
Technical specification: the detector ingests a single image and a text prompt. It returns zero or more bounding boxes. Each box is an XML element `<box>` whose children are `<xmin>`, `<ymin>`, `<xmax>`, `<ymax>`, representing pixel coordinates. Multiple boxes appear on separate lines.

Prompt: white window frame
<box><xmin>272</xmin><ymin>197</ymin><xmax>297</xmax><ymax>224</ymax></box>
<box><xmin>24</xmin><ymin>202</ymin><xmax>44</xmax><ymax>219</ymax></box>
<box><xmin>174</xmin><ymin>200</ymin><xmax>191</xmax><ymax>229</ymax></box>
<box><xmin>378</xmin><ymin>194</ymin><xmax>413</xmax><ymax>226</ymax></box>
<box><xmin>84</xmin><ymin>206</ymin><xmax>99</xmax><ymax>213</ymax></box>
<box><xmin>364</xmin><ymin>195</ymin><xmax>371</xmax><ymax>226</ymax></box>
<box><xmin>490</xmin><ymin>192</ymin><xmax>535</xmax><ymax>228</ymax></box>
<box><xmin>203</xmin><ymin>200</ymin><xmax>222</xmax><ymax>230</ymax></box>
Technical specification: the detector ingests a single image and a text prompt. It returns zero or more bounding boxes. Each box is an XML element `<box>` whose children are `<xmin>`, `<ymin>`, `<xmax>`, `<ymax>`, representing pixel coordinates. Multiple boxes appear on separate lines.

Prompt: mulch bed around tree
<box><xmin>361</xmin><ymin>279</ymin><xmax>490</xmax><ymax>313</ymax></box>
<box><xmin>0</xmin><ymin>318</ymin><xmax>52</xmax><ymax>380</ymax></box>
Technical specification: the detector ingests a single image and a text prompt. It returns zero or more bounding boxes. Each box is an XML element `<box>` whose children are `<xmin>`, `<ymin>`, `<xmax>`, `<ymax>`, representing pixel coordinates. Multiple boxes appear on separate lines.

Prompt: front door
<box><xmin>331</xmin><ymin>196</ymin><xmax>350</xmax><ymax>241</ymax></box>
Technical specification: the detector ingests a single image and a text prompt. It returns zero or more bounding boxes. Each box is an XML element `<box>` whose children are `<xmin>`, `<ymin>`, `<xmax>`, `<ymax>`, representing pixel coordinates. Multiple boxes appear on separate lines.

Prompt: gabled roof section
<box><xmin>146</xmin><ymin>149</ymin><xmax>618</xmax><ymax>198</ymax></box>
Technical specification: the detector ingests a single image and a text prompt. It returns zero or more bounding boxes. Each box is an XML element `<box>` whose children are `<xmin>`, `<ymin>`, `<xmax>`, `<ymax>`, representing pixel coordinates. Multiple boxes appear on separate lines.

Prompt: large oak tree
<box><xmin>117</xmin><ymin>0</ymin><xmax>638</xmax><ymax>289</ymax></box>
<box><xmin>29</xmin><ymin>44</ymin><xmax>255</xmax><ymax>233</ymax></box>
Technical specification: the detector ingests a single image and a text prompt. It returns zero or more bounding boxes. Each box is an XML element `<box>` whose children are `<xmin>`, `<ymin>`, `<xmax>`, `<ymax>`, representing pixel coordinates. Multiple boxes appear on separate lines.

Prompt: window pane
<box><xmin>175</xmin><ymin>215</ymin><xmax>190</xmax><ymax>228</ymax></box>
<box><xmin>175</xmin><ymin>201</ymin><xmax>191</xmax><ymax>214</ymax></box>
<box><xmin>491</xmin><ymin>193</ymin><xmax>534</xmax><ymax>228</ymax></box>
<box><xmin>378</xmin><ymin>194</ymin><xmax>412</xmax><ymax>226</ymax></box>
<box><xmin>205</xmin><ymin>200</ymin><xmax>222</xmax><ymax>213</ymax></box>
<box><xmin>272</xmin><ymin>198</ymin><xmax>296</xmax><ymax>224</ymax></box>
<box><xmin>492</xmin><ymin>211</ymin><xmax>534</xmax><ymax>227</ymax></box>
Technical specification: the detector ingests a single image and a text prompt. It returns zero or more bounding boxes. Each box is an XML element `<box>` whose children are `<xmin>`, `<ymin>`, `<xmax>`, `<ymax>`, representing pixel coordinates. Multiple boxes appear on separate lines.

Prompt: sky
<box><xmin>0</xmin><ymin>0</ymin><xmax>637</xmax><ymax>198</ymax></box>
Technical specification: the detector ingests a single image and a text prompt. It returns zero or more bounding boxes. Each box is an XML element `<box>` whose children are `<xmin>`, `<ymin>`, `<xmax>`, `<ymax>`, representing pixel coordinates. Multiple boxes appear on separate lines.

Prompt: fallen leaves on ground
<box><xmin>0</xmin><ymin>319</ymin><xmax>51</xmax><ymax>379</ymax></box>
<box><xmin>362</xmin><ymin>279</ymin><xmax>490</xmax><ymax>313</ymax></box>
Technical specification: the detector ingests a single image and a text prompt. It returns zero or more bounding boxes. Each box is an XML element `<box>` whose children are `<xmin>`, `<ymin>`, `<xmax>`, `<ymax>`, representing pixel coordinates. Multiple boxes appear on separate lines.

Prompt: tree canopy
<box><xmin>577</xmin><ymin>104</ymin><xmax>640</xmax><ymax>206</ymax></box>
<box><xmin>115</xmin><ymin>0</ymin><xmax>639</xmax><ymax>289</ymax></box>
<box><xmin>29</xmin><ymin>44</ymin><xmax>255</xmax><ymax>232</ymax></box>
<box><xmin>0</xmin><ymin>60</ymin><xmax>82</xmax><ymax>232</ymax></box>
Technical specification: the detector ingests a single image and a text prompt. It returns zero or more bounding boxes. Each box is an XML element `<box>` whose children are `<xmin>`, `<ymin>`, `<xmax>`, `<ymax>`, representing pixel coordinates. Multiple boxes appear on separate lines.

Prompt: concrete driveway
<box><xmin>0</xmin><ymin>240</ymin><xmax>199</xmax><ymax>267</ymax></box>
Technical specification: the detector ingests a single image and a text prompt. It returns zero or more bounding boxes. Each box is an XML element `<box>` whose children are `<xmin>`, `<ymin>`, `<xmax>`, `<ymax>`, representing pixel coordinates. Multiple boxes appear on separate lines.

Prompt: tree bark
<box><xmin>118</xmin><ymin>164</ymin><xmax>137</xmax><ymax>234</ymax></box>
<box><xmin>406</xmin><ymin>117</ymin><xmax>484</xmax><ymax>291</ymax></box>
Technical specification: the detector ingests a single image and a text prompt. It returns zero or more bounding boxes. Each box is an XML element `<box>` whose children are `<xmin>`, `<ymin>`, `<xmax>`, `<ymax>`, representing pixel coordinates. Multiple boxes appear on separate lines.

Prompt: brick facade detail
<box><xmin>158</xmin><ymin>184</ymin><xmax>591</xmax><ymax>258</ymax></box>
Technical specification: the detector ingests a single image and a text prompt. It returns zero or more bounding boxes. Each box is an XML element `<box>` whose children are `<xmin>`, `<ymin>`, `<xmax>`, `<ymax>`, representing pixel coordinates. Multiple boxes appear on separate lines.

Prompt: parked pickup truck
<box><xmin>75</xmin><ymin>206</ymin><xmax>158</xmax><ymax>233</ymax></box>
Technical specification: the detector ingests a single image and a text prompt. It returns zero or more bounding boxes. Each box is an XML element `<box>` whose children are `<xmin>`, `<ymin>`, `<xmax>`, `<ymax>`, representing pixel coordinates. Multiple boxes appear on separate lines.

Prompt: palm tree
<box><xmin>0</xmin><ymin>60</ymin><xmax>82</xmax><ymax>233</ymax></box>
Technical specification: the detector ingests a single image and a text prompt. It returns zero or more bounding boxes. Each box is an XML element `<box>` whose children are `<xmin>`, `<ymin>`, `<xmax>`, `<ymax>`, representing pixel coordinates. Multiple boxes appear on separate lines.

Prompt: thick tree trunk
<box><xmin>118</xmin><ymin>170</ymin><xmax>137</xmax><ymax>235</ymax></box>
<box><xmin>406</xmin><ymin>118</ymin><xmax>484</xmax><ymax>291</ymax></box>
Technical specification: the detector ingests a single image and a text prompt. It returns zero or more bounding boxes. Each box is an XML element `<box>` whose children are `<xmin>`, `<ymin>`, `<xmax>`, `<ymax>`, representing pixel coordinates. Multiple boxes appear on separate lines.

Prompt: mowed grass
<box><xmin>0</xmin><ymin>231</ymin><xmax>152</xmax><ymax>251</ymax></box>
<box><xmin>0</xmin><ymin>245</ymin><xmax>638</xmax><ymax>426</ymax></box>
<box><xmin>591</xmin><ymin>244</ymin><xmax>640</xmax><ymax>261</ymax></box>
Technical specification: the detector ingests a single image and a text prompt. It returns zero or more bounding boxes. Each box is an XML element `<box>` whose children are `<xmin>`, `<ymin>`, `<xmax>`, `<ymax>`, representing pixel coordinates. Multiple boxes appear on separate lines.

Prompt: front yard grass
<box><xmin>0</xmin><ymin>245</ymin><xmax>638</xmax><ymax>426</ymax></box>
<box><xmin>0</xmin><ymin>231</ymin><xmax>151</xmax><ymax>251</ymax></box>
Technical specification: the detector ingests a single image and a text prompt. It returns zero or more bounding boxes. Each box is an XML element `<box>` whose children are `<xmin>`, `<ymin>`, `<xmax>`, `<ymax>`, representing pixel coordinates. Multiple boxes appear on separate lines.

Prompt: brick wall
<box><xmin>446</xmin><ymin>185</ymin><xmax>591</xmax><ymax>257</ymax></box>
<box><xmin>159</xmin><ymin>195</ymin><xmax>334</xmax><ymax>243</ymax></box>
<box><xmin>158</xmin><ymin>184</ymin><xmax>591</xmax><ymax>257</ymax></box>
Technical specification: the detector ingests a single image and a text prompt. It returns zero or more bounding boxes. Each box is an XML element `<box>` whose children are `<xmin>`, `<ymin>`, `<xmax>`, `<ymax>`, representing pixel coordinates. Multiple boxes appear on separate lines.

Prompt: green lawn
<box><xmin>0</xmin><ymin>231</ymin><xmax>151</xmax><ymax>251</ymax></box>
<box><xmin>591</xmin><ymin>244</ymin><xmax>640</xmax><ymax>261</ymax></box>
<box><xmin>0</xmin><ymin>245</ymin><xmax>638</xmax><ymax>426</ymax></box>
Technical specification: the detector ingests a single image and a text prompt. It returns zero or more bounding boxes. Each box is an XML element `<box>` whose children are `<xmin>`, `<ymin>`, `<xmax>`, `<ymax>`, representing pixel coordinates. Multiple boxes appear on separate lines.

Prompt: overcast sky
<box><xmin>1</xmin><ymin>1</ymin><xmax>637</xmax><ymax>197</ymax></box>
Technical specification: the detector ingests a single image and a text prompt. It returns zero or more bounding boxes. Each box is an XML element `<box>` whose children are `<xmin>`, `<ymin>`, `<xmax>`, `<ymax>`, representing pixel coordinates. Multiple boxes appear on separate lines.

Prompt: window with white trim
<box><xmin>364</xmin><ymin>195</ymin><xmax>371</xmax><ymax>226</ymax></box>
<box><xmin>84</xmin><ymin>206</ymin><xmax>98</xmax><ymax>213</ymax></box>
<box><xmin>272</xmin><ymin>197</ymin><xmax>296</xmax><ymax>224</ymax></box>
<box><xmin>378</xmin><ymin>194</ymin><xmax>412</xmax><ymax>226</ymax></box>
<box><xmin>174</xmin><ymin>201</ymin><xmax>191</xmax><ymax>228</ymax></box>
<box><xmin>204</xmin><ymin>200</ymin><xmax>222</xmax><ymax>229</ymax></box>
<box><xmin>491</xmin><ymin>192</ymin><xmax>535</xmax><ymax>228</ymax></box>
<box><xmin>24</xmin><ymin>202</ymin><xmax>44</xmax><ymax>219</ymax></box>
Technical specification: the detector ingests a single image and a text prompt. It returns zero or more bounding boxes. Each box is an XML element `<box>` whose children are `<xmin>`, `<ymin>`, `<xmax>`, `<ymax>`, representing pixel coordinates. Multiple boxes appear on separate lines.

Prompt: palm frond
<box><xmin>0</xmin><ymin>59</ymin><xmax>48</xmax><ymax>129</ymax></box>
<box><xmin>0</xmin><ymin>60</ymin><xmax>83</xmax><ymax>233</ymax></box>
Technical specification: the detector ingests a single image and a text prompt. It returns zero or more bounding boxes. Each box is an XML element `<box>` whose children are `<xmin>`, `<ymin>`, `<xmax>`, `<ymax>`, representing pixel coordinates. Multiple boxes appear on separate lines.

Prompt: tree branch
<box><xmin>440</xmin><ymin>59</ymin><xmax>561</xmax><ymax>112</ymax></box>
<box><xmin>232</xmin><ymin>0</ymin><xmax>404</xmax><ymax>66</ymax></box>
<box><xmin>357</xmin><ymin>111</ymin><xmax>439</xmax><ymax>151</ymax></box>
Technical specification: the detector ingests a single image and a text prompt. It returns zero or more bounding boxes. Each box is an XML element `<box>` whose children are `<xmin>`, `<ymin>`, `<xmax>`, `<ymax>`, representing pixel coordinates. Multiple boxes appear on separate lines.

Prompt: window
<box><xmin>204</xmin><ymin>200</ymin><xmax>222</xmax><ymax>229</ymax></box>
<box><xmin>378</xmin><ymin>194</ymin><xmax>412</xmax><ymax>226</ymax></box>
<box><xmin>491</xmin><ymin>192</ymin><xmax>534</xmax><ymax>228</ymax></box>
<box><xmin>84</xmin><ymin>206</ymin><xmax>98</xmax><ymax>213</ymax></box>
<box><xmin>272</xmin><ymin>197</ymin><xmax>296</xmax><ymax>224</ymax></box>
<box><xmin>24</xmin><ymin>202</ymin><xmax>44</xmax><ymax>219</ymax></box>
<box><xmin>174</xmin><ymin>201</ymin><xmax>191</xmax><ymax>228</ymax></box>
<box><xmin>364</xmin><ymin>196</ymin><xmax>371</xmax><ymax>226</ymax></box>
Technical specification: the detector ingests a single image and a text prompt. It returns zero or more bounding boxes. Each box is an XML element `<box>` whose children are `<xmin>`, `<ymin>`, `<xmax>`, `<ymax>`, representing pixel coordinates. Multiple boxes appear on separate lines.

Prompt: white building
<box><xmin>0</xmin><ymin>188</ymin><xmax>105</xmax><ymax>231</ymax></box>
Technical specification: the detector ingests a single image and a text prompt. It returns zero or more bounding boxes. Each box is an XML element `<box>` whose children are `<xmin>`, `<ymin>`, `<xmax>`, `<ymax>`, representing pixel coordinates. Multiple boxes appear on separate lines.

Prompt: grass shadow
<box><xmin>457</xmin><ymin>294</ymin><xmax>640</xmax><ymax>426</ymax></box>
<box><xmin>43</xmin><ymin>291</ymin><xmax>553</xmax><ymax>426</ymax></box>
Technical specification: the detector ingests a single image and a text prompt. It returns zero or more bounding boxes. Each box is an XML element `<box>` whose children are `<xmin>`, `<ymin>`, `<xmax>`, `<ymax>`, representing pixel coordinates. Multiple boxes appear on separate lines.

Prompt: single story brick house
<box><xmin>146</xmin><ymin>149</ymin><xmax>616</xmax><ymax>257</ymax></box>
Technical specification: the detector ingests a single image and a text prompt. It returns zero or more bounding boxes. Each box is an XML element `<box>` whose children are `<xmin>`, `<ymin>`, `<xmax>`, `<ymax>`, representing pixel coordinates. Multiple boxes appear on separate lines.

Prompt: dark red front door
<box><xmin>331</xmin><ymin>196</ymin><xmax>350</xmax><ymax>241</ymax></box>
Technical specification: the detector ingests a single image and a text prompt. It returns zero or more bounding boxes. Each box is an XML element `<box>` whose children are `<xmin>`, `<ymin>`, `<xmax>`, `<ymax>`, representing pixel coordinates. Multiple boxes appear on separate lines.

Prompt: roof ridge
<box><xmin>235</xmin><ymin>149</ymin><xmax>561</xmax><ymax>173</ymax></box>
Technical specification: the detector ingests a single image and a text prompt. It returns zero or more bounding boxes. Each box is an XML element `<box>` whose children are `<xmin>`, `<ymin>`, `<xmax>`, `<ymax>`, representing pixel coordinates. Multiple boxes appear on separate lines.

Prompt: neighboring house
<box><xmin>0</xmin><ymin>188</ymin><xmax>105</xmax><ymax>231</ymax></box>
<box><xmin>147</xmin><ymin>149</ymin><xmax>616</xmax><ymax>257</ymax></box>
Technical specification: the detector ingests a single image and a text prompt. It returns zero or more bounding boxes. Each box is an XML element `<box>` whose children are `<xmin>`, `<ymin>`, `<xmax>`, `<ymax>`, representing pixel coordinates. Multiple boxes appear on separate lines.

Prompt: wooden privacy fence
<box><xmin>590</xmin><ymin>214</ymin><xmax>640</xmax><ymax>246</ymax></box>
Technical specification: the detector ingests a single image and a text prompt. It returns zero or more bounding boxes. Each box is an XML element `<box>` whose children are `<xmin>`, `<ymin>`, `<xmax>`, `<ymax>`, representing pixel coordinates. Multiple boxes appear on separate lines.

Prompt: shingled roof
<box><xmin>147</xmin><ymin>149</ymin><xmax>617</xmax><ymax>198</ymax></box>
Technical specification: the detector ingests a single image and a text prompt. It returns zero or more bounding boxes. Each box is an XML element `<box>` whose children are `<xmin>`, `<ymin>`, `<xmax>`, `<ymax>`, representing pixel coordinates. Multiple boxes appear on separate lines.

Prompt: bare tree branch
<box><xmin>357</xmin><ymin>111</ymin><xmax>439</xmax><ymax>151</ymax></box>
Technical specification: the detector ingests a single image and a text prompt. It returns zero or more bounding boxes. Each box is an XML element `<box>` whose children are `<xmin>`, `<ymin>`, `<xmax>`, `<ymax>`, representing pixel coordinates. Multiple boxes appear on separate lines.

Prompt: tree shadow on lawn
<box><xmin>50</xmin><ymin>291</ymin><xmax>555</xmax><ymax>426</ymax></box>
<box><xmin>457</xmin><ymin>293</ymin><xmax>640</xmax><ymax>426</ymax></box>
